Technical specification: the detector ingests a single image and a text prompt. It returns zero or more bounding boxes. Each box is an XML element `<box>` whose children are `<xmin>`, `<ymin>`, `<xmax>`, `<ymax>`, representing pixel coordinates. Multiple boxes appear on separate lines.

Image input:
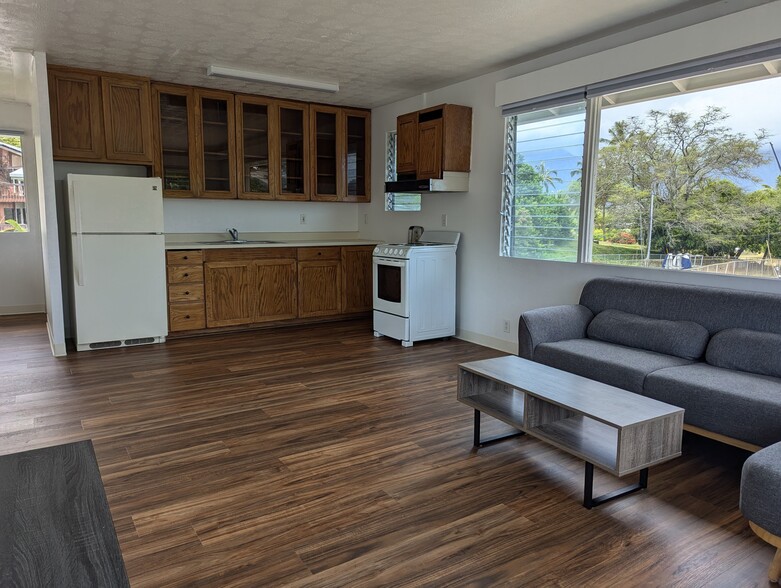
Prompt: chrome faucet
<box><xmin>228</xmin><ymin>228</ymin><xmax>239</xmax><ymax>242</ymax></box>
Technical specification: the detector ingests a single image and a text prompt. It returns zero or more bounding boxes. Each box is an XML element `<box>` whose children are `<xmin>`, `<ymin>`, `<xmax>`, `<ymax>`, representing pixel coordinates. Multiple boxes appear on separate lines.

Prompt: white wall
<box><xmin>0</xmin><ymin>100</ymin><xmax>45</xmax><ymax>315</ymax></box>
<box><xmin>362</xmin><ymin>3</ymin><xmax>781</xmax><ymax>354</ymax></box>
<box><xmin>163</xmin><ymin>199</ymin><xmax>358</xmax><ymax>234</ymax></box>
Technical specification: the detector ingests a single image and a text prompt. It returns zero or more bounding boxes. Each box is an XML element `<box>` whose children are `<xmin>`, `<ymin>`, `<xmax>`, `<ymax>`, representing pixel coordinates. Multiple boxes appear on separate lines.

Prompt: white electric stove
<box><xmin>372</xmin><ymin>231</ymin><xmax>460</xmax><ymax>347</ymax></box>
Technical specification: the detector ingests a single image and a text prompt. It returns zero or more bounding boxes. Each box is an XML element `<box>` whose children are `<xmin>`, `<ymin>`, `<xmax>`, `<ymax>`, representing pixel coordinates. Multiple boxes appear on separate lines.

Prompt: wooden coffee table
<box><xmin>457</xmin><ymin>356</ymin><xmax>684</xmax><ymax>508</ymax></box>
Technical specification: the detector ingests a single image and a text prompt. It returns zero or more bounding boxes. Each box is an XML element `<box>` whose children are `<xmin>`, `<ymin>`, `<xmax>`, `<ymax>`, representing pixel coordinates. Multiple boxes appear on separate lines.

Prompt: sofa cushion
<box><xmin>533</xmin><ymin>338</ymin><xmax>693</xmax><ymax>394</ymax></box>
<box><xmin>741</xmin><ymin>442</ymin><xmax>781</xmax><ymax>537</ymax></box>
<box><xmin>644</xmin><ymin>363</ymin><xmax>781</xmax><ymax>447</ymax></box>
<box><xmin>706</xmin><ymin>328</ymin><xmax>781</xmax><ymax>379</ymax></box>
<box><xmin>587</xmin><ymin>309</ymin><xmax>709</xmax><ymax>360</ymax></box>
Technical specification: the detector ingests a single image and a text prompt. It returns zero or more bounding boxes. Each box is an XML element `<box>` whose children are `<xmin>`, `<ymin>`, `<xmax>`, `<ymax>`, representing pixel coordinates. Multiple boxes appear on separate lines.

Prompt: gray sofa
<box><xmin>517</xmin><ymin>277</ymin><xmax>781</xmax><ymax>448</ymax></box>
<box><xmin>518</xmin><ymin>276</ymin><xmax>781</xmax><ymax>579</ymax></box>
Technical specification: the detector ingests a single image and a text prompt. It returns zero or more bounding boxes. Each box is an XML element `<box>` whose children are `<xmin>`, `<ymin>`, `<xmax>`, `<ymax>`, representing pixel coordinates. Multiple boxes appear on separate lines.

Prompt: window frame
<box><xmin>500</xmin><ymin>47</ymin><xmax>781</xmax><ymax>275</ymax></box>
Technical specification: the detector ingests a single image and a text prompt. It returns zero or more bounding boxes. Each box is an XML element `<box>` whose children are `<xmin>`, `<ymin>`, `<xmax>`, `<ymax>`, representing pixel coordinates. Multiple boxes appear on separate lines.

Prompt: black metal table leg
<box><xmin>473</xmin><ymin>409</ymin><xmax>524</xmax><ymax>448</ymax></box>
<box><xmin>583</xmin><ymin>462</ymin><xmax>649</xmax><ymax>509</ymax></box>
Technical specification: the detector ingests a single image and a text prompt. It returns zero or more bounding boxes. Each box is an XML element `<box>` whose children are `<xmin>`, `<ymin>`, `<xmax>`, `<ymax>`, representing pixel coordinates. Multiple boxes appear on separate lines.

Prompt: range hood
<box><xmin>385</xmin><ymin>171</ymin><xmax>469</xmax><ymax>194</ymax></box>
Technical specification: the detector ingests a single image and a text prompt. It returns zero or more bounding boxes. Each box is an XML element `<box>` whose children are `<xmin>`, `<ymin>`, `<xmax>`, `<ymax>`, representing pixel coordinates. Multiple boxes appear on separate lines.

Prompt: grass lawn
<box><xmin>592</xmin><ymin>242</ymin><xmax>644</xmax><ymax>256</ymax></box>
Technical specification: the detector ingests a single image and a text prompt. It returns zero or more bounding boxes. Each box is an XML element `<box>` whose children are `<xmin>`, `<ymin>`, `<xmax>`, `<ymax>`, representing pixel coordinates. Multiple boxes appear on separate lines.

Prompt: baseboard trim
<box><xmin>0</xmin><ymin>304</ymin><xmax>46</xmax><ymax>315</ymax></box>
<box><xmin>456</xmin><ymin>329</ymin><xmax>516</xmax><ymax>354</ymax></box>
<box><xmin>46</xmin><ymin>320</ymin><xmax>67</xmax><ymax>357</ymax></box>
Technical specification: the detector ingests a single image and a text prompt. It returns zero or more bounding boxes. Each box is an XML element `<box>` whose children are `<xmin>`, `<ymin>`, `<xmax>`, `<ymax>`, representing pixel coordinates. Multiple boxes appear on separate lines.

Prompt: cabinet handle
<box><xmin>183</xmin><ymin>256</ymin><xmax>189</xmax><ymax>260</ymax></box>
<box><xmin>185</xmin><ymin>291</ymin><xmax>190</xmax><ymax>295</ymax></box>
<box><xmin>185</xmin><ymin>315</ymin><xmax>190</xmax><ymax>319</ymax></box>
<box><xmin>184</xmin><ymin>273</ymin><xmax>189</xmax><ymax>277</ymax></box>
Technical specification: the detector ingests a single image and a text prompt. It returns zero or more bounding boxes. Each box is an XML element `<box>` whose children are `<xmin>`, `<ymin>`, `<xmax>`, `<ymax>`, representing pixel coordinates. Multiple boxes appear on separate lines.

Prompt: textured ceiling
<box><xmin>0</xmin><ymin>0</ymin><xmax>746</xmax><ymax>107</ymax></box>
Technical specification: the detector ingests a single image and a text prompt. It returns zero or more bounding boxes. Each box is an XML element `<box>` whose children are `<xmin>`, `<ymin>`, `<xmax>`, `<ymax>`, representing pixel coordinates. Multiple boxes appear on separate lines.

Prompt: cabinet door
<box><xmin>396</xmin><ymin>112</ymin><xmax>418</xmax><ymax>175</ymax></box>
<box><xmin>341</xmin><ymin>246</ymin><xmax>374</xmax><ymax>313</ymax></box>
<box><xmin>275</xmin><ymin>101</ymin><xmax>309</xmax><ymax>200</ymax></box>
<box><xmin>343</xmin><ymin>110</ymin><xmax>370</xmax><ymax>202</ymax></box>
<box><xmin>101</xmin><ymin>75</ymin><xmax>154</xmax><ymax>163</ymax></box>
<box><xmin>310</xmin><ymin>106</ymin><xmax>340</xmax><ymax>202</ymax></box>
<box><xmin>417</xmin><ymin>119</ymin><xmax>443</xmax><ymax>180</ymax></box>
<box><xmin>204</xmin><ymin>261</ymin><xmax>253</xmax><ymax>326</ymax></box>
<box><xmin>48</xmin><ymin>67</ymin><xmax>104</xmax><ymax>160</ymax></box>
<box><xmin>153</xmin><ymin>84</ymin><xmax>199</xmax><ymax>198</ymax></box>
<box><xmin>196</xmin><ymin>89</ymin><xmax>236</xmax><ymax>199</ymax></box>
<box><xmin>298</xmin><ymin>260</ymin><xmax>341</xmax><ymax>317</ymax></box>
<box><xmin>254</xmin><ymin>259</ymin><xmax>297</xmax><ymax>322</ymax></box>
<box><xmin>236</xmin><ymin>96</ymin><xmax>273</xmax><ymax>200</ymax></box>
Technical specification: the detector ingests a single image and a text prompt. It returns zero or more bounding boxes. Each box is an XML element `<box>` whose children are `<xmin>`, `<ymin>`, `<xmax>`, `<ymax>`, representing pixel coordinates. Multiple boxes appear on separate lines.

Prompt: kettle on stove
<box><xmin>407</xmin><ymin>226</ymin><xmax>424</xmax><ymax>244</ymax></box>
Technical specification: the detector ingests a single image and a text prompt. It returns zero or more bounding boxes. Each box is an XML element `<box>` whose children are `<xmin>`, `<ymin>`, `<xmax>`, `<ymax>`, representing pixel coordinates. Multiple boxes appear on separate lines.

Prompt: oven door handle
<box><xmin>374</xmin><ymin>257</ymin><xmax>407</xmax><ymax>267</ymax></box>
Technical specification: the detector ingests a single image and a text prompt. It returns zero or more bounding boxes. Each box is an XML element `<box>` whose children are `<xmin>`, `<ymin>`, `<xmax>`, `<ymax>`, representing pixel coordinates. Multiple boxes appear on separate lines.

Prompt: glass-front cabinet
<box><xmin>275</xmin><ymin>101</ymin><xmax>309</xmax><ymax>200</ymax></box>
<box><xmin>236</xmin><ymin>96</ymin><xmax>273</xmax><ymax>200</ymax></box>
<box><xmin>152</xmin><ymin>83</ymin><xmax>199</xmax><ymax>198</ymax></box>
<box><xmin>344</xmin><ymin>109</ymin><xmax>370</xmax><ymax>202</ymax></box>
<box><xmin>311</xmin><ymin>105</ymin><xmax>340</xmax><ymax>201</ymax></box>
<box><xmin>195</xmin><ymin>89</ymin><xmax>236</xmax><ymax>199</ymax></box>
<box><xmin>311</xmin><ymin>106</ymin><xmax>371</xmax><ymax>202</ymax></box>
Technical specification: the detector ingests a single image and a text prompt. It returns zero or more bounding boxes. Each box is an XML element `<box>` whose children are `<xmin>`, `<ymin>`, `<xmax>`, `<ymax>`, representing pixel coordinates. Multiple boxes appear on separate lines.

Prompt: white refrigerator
<box><xmin>67</xmin><ymin>174</ymin><xmax>168</xmax><ymax>351</ymax></box>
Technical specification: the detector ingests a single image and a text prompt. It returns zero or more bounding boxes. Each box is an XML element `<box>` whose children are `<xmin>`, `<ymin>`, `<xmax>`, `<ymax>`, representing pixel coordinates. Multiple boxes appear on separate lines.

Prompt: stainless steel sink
<box><xmin>197</xmin><ymin>240</ymin><xmax>283</xmax><ymax>245</ymax></box>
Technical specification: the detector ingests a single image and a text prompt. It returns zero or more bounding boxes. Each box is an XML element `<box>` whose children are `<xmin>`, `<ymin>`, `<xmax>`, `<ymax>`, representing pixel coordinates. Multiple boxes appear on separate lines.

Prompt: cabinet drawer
<box><xmin>168</xmin><ymin>264</ymin><xmax>204</xmax><ymax>284</ymax></box>
<box><xmin>298</xmin><ymin>247</ymin><xmax>341</xmax><ymax>261</ymax></box>
<box><xmin>168</xmin><ymin>283</ymin><xmax>204</xmax><ymax>302</ymax></box>
<box><xmin>167</xmin><ymin>250</ymin><xmax>204</xmax><ymax>265</ymax></box>
<box><xmin>169</xmin><ymin>303</ymin><xmax>206</xmax><ymax>331</ymax></box>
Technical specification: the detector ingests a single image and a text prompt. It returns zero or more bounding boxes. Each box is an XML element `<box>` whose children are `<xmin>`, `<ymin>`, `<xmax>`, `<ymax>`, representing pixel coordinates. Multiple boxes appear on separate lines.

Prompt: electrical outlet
<box><xmin>364</xmin><ymin>213</ymin><xmax>369</xmax><ymax>225</ymax></box>
<box><xmin>299</xmin><ymin>213</ymin><xmax>307</xmax><ymax>225</ymax></box>
<box><xmin>503</xmin><ymin>319</ymin><xmax>511</xmax><ymax>333</ymax></box>
<box><xmin>441</xmin><ymin>214</ymin><xmax>448</xmax><ymax>227</ymax></box>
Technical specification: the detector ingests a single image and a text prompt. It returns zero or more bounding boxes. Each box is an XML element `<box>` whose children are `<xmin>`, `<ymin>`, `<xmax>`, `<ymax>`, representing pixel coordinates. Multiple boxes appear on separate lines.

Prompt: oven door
<box><xmin>372</xmin><ymin>256</ymin><xmax>409</xmax><ymax>317</ymax></box>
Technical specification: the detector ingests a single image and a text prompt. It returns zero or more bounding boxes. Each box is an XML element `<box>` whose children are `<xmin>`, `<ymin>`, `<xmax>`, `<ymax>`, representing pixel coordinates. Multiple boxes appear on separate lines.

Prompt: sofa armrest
<box><xmin>518</xmin><ymin>304</ymin><xmax>594</xmax><ymax>359</ymax></box>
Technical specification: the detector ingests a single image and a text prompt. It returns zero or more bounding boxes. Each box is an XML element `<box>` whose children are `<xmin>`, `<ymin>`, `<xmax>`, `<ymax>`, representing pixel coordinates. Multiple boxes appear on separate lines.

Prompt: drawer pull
<box><xmin>185</xmin><ymin>315</ymin><xmax>190</xmax><ymax>319</ymax></box>
<box><xmin>185</xmin><ymin>291</ymin><xmax>190</xmax><ymax>295</ymax></box>
<box><xmin>184</xmin><ymin>273</ymin><xmax>189</xmax><ymax>277</ymax></box>
<box><xmin>183</xmin><ymin>255</ymin><xmax>189</xmax><ymax>260</ymax></box>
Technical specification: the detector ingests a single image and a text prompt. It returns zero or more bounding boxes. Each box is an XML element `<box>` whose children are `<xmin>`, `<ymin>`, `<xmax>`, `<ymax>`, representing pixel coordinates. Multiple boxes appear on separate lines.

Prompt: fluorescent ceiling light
<box><xmin>206</xmin><ymin>65</ymin><xmax>339</xmax><ymax>93</ymax></box>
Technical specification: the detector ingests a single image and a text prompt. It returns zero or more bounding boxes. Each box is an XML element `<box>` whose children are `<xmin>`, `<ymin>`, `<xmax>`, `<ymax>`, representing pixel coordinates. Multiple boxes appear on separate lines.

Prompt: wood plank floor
<box><xmin>0</xmin><ymin>315</ymin><xmax>773</xmax><ymax>587</ymax></box>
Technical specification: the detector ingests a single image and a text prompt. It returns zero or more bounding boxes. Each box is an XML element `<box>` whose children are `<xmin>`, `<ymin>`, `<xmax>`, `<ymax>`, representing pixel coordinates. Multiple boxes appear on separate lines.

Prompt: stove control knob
<box><xmin>383</xmin><ymin>248</ymin><xmax>388</xmax><ymax>254</ymax></box>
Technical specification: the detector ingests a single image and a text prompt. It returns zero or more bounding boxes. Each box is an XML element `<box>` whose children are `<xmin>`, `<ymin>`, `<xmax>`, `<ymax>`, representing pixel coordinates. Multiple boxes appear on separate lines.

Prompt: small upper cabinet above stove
<box><xmin>389</xmin><ymin>104</ymin><xmax>472</xmax><ymax>193</ymax></box>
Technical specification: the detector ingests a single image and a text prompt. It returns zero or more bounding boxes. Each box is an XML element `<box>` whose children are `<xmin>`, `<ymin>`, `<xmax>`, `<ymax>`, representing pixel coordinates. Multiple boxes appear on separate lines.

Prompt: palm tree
<box><xmin>536</xmin><ymin>162</ymin><xmax>561</xmax><ymax>193</ymax></box>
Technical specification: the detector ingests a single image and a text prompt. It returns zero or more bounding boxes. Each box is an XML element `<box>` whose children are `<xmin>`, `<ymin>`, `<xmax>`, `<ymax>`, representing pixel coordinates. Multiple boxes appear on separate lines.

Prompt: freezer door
<box><xmin>71</xmin><ymin>234</ymin><xmax>168</xmax><ymax>345</ymax></box>
<box><xmin>68</xmin><ymin>174</ymin><xmax>164</xmax><ymax>234</ymax></box>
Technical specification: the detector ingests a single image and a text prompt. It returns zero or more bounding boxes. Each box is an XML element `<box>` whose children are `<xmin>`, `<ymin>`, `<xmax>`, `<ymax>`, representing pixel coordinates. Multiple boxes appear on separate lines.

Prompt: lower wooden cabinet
<box><xmin>342</xmin><ymin>245</ymin><xmax>374</xmax><ymax>313</ymax></box>
<box><xmin>168</xmin><ymin>245</ymin><xmax>372</xmax><ymax>333</ymax></box>
<box><xmin>298</xmin><ymin>259</ymin><xmax>342</xmax><ymax>318</ymax></box>
<box><xmin>204</xmin><ymin>261</ymin><xmax>253</xmax><ymax>327</ymax></box>
<box><xmin>166</xmin><ymin>250</ymin><xmax>206</xmax><ymax>331</ymax></box>
<box><xmin>255</xmin><ymin>259</ymin><xmax>297</xmax><ymax>322</ymax></box>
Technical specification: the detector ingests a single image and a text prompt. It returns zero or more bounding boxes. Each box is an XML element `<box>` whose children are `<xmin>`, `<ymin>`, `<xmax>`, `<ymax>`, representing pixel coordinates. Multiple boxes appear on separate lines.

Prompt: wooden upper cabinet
<box><xmin>396</xmin><ymin>104</ymin><xmax>472</xmax><ymax>180</ymax></box>
<box><xmin>310</xmin><ymin>105</ymin><xmax>341</xmax><ymax>202</ymax></box>
<box><xmin>195</xmin><ymin>89</ymin><xmax>236</xmax><ymax>199</ymax></box>
<box><xmin>341</xmin><ymin>246</ymin><xmax>374</xmax><ymax>313</ymax></box>
<box><xmin>343</xmin><ymin>109</ymin><xmax>370</xmax><ymax>202</ymax></box>
<box><xmin>152</xmin><ymin>83</ymin><xmax>199</xmax><ymax>198</ymax></box>
<box><xmin>311</xmin><ymin>106</ymin><xmax>371</xmax><ymax>202</ymax></box>
<box><xmin>416</xmin><ymin>119</ymin><xmax>443</xmax><ymax>181</ymax></box>
<box><xmin>236</xmin><ymin>95</ymin><xmax>274</xmax><ymax>200</ymax></box>
<box><xmin>101</xmin><ymin>75</ymin><xmax>153</xmax><ymax>163</ymax></box>
<box><xmin>396</xmin><ymin>112</ymin><xmax>418</xmax><ymax>176</ymax></box>
<box><xmin>48</xmin><ymin>67</ymin><xmax>104</xmax><ymax>160</ymax></box>
<box><xmin>274</xmin><ymin>101</ymin><xmax>309</xmax><ymax>200</ymax></box>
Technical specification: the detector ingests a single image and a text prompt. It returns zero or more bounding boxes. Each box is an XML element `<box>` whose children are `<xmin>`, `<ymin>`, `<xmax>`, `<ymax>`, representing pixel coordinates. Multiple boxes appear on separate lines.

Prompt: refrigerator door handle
<box><xmin>73</xmin><ymin>192</ymin><xmax>85</xmax><ymax>286</ymax></box>
<box><xmin>74</xmin><ymin>232</ymin><xmax>85</xmax><ymax>287</ymax></box>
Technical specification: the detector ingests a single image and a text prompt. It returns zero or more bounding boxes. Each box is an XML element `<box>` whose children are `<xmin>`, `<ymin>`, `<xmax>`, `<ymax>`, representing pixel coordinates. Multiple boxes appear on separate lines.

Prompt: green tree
<box><xmin>0</xmin><ymin>136</ymin><xmax>21</xmax><ymax>149</ymax></box>
<box><xmin>597</xmin><ymin>107</ymin><xmax>769</xmax><ymax>255</ymax></box>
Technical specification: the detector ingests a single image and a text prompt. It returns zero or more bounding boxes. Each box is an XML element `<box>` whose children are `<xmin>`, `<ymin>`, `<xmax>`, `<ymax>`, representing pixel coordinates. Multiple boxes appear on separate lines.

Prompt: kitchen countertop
<box><xmin>165</xmin><ymin>232</ymin><xmax>379</xmax><ymax>251</ymax></box>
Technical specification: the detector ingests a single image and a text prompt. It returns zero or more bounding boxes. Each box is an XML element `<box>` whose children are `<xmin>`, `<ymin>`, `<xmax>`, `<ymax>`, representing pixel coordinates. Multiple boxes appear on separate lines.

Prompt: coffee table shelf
<box><xmin>458</xmin><ymin>356</ymin><xmax>684</xmax><ymax>507</ymax></box>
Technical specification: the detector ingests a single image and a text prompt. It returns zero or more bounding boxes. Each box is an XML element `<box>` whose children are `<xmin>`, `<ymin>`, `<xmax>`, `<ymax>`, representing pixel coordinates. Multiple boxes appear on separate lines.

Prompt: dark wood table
<box><xmin>457</xmin><ymin>356</ymin><xmax>684</xmax><ymax>508</ymax></box>
<box><xmin>0</xmin><ymin>440</ymin><xmax>129</xmax><ymax>587</ymax></box>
